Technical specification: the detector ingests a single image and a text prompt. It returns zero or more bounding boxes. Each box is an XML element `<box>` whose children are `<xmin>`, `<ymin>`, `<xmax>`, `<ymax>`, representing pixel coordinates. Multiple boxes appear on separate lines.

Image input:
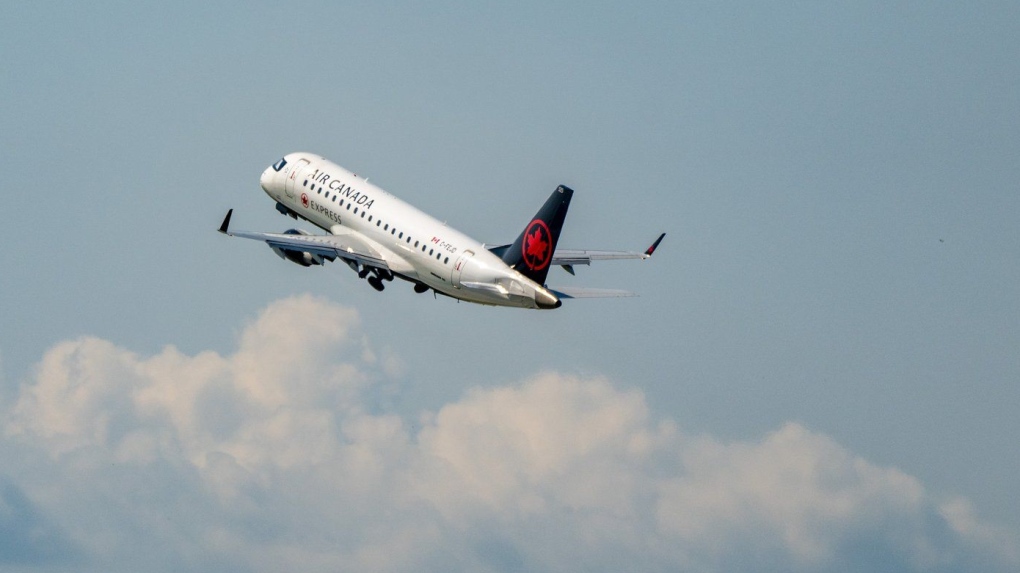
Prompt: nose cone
<box><xmin>260</xmin><ymin>167</ymin><xmax>275</xmax><ymax>194</ymax></box>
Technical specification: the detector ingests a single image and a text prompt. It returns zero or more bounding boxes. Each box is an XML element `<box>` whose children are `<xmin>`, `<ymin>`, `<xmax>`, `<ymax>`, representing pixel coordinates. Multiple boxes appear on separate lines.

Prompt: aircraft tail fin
<box><xmin>501</xmin><ymin>185</ymin><xmax>573</xmax><ymax>285</ymax></box>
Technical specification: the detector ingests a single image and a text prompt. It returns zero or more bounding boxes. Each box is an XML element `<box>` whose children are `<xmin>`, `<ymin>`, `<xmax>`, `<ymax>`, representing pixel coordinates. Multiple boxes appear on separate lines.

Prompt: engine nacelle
<box><xmin>271</xmin><ymin>229</ymin><xmax>324</xmax><ymax>267</ymax></box>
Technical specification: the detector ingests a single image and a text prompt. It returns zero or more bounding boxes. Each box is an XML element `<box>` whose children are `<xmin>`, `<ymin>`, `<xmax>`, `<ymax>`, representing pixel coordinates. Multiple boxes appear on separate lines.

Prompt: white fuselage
<box><xmin>259</xmin><ymin>152</ymin><xmax>560</xmax><ymax>309</ymax></box>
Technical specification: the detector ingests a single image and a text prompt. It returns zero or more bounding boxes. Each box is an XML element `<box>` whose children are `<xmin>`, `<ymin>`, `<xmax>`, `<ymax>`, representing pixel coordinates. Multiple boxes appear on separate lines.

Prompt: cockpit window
<box><xmin>272</xmin><ymin>158</ymin><xmax>288</xmax><ymax>172</ymax></box>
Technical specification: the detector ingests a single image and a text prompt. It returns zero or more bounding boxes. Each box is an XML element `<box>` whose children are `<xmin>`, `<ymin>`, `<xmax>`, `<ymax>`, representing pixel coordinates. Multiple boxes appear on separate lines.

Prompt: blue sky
<box><xmin>2</xmin><ymin>2</ymin><xmax>1018</xmax><ymax>571</ymax></box>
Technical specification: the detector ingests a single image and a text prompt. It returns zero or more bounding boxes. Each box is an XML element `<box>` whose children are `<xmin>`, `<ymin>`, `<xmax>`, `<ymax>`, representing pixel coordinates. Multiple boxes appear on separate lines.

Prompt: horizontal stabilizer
<box><xmin>548</xmin><ymin>286</ymin><xmax>637</xmax><ymax>299</ymax></box>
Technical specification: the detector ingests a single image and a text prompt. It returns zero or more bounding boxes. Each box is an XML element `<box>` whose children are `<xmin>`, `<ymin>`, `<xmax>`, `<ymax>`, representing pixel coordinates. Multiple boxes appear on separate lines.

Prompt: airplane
<box><xmin>218</xmin><ymin>152</ymin><xmax>664</xmax><ymax>310</ymax></box>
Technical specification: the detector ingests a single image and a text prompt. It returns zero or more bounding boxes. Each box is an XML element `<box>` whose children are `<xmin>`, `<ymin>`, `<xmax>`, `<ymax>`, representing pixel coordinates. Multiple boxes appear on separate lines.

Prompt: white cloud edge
<box><xmin>1</xmin><ymin>294</ymin><xmax>1016</xmax><ymax>573</ymax></box>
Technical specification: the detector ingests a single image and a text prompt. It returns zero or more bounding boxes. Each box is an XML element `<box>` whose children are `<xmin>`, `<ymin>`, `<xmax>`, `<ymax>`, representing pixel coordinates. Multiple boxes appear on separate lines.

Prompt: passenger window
<box><xmin>399</xmin><ymin>232</ymin><xmax>403</xmax><ymax>239</ymax></box>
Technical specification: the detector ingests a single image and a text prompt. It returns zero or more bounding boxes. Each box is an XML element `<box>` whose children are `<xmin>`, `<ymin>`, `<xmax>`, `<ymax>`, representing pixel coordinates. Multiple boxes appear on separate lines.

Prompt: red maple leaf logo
<box><xmin>522</xmin><ymin>220</ymin><xmax>551</xmax><ymax>270</ymax></box>
<box><xmin>526</xmin><ymin>228</ymin><xmax>547</xmax><ymax>259</ymax></box>
<box><xmin>301</xmin><ymin>193</ymin><xmax>309</xmax><ymax>207</ymax></box>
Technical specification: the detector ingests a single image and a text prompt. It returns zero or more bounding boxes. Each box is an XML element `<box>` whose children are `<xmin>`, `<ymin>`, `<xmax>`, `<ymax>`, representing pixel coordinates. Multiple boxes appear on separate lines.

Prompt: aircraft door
<box><xmin>284</xmin><ymin>158</ymin><xmax>311</xmax><ymax>199</ymax></box>
<box><xmin>452</xmin><ymin>250</ymin><xmax>474</xmax><ymax>288</ymax></box>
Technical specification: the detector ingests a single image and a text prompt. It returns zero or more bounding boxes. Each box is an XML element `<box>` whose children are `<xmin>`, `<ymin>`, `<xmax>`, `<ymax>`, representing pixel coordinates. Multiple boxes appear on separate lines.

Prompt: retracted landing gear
<box><xmin>364</xmin><ymin>267</ymin><xmax>392</xmax><ymax>292</ymax></box>
<box><xmin>343</xmin><ymin>259</ymin><xmax>394</xmax><ymax>292</ymax></box>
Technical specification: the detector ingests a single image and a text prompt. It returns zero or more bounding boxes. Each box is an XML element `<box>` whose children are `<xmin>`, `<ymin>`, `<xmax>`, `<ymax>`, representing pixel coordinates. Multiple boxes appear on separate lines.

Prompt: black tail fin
<box><xmin>502</xmin><ymin>185</ymin><xmax>573</xmax><ymax>285</ymax></box>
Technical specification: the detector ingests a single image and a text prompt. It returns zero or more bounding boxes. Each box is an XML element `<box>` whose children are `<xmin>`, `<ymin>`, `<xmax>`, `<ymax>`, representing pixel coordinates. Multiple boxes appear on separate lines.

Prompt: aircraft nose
<box><xmin>260</xmin><ymin>166</ymin><xmax>275</xmax><ymax>193</ymax></box>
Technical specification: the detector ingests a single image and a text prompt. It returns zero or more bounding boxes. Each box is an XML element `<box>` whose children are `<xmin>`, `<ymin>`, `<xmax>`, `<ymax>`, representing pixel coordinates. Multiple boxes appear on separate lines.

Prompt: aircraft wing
<box><xmin>217</xmin><ymin>209</ymin><xmax>390</xmax><ymax>270</ymax></box>
<box><xmin>551</xmin><ymin>233</ymin><xmax>665</xmax><ymax>274</ymax></box>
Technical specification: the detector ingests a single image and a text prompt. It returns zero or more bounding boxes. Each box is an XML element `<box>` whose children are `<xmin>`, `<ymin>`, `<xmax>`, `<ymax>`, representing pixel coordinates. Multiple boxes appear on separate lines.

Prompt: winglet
<box><xmin>644</xmin><ymin>233</ymin><xmax>666</xmax><ymax>257</ymax></box>
<box><xmin>218</xmin><ymin>209</ymin><xmax>233</xmax><ymax>234</ymax></box>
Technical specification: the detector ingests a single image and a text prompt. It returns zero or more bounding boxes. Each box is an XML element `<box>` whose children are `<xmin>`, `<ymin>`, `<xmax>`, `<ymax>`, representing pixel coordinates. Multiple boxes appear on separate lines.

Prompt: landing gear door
<box><xmin>284</xmin><ymin>158</ymin><xmax>311</xmax><ymax>199</ymax></box>
<box><xmin>452</xmin><ymin>250</ymin><xmax>474</xmax><ymax>288</ymax></box>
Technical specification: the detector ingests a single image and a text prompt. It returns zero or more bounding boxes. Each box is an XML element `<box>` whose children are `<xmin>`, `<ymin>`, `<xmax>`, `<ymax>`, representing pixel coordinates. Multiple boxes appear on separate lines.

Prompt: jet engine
<box><xmin>270</xmin><ymin>229</ymin><xmax>327</xmax><ymax>267</ymax></box>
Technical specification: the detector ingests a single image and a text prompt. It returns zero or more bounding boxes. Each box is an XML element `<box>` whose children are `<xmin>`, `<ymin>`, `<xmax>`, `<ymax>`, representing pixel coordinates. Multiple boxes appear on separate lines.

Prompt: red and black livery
<box><xmin>501</xmin><ymin>185</ymin><xmax>573</xmax><ymax>285</ymax></box>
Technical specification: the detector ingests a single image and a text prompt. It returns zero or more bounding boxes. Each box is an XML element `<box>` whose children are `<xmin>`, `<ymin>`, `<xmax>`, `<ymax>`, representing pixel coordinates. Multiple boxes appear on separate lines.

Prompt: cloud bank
<box><xmin>2</xmin><ymin>295</ymin><xmax>1016</xmax><ymax>572</ymax></box>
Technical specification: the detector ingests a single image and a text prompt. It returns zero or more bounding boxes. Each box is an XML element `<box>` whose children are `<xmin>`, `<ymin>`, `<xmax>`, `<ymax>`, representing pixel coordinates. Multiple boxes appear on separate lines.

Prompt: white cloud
<box><xmin>1</xmin><ymin>295</ymin><xmax>1016</xmax><ymax>572</ymax></box>
<box><xmin>658</xmin><ymin>424</ymin><xmax>934</xmax><ymax>567</ymax></box>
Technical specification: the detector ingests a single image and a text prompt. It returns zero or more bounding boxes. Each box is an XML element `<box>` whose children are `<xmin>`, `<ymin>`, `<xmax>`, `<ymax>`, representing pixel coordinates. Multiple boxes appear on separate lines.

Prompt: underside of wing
<box><xmin>219</xmin><ymin>210</ymin><xmax>390</xmax><ymax>270</ymax></box>
<box><xmin>552</xmin><ymin>232</ymin><xmax>665</xmax><ymax>266</ymax></box>
<box><xmin>546</xmin><ymin>234</ymin><xmax>665</xmax><ymax>298</ymax></box>
<box><xmin>551</xmin><ymin>233</ymin><xmax>665</xmax><ymax>275</ymax></box>
<box><xmin>551</xmin><ymin>249</ymin><xmax>648</xmax><ymax>265</ymax></box>
<box><xmin>233</xmin><ymin>229</ymin><xmax>389</xmax><ymax>269</ymax></box>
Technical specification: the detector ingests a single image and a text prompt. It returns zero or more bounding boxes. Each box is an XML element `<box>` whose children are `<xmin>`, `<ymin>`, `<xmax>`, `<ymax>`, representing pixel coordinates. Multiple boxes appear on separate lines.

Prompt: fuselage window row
<box><xmin>293</xmin><ymin>182</ymin><xmax>454</xmax><ymax>267</ymax></box>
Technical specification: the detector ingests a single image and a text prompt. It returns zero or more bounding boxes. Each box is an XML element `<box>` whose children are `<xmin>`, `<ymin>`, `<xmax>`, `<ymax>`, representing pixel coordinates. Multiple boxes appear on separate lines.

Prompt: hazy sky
<box><xmin>2</xmin><ymin>2</ymin><xmax>1018</xmax><ymax>571</ymax></box>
